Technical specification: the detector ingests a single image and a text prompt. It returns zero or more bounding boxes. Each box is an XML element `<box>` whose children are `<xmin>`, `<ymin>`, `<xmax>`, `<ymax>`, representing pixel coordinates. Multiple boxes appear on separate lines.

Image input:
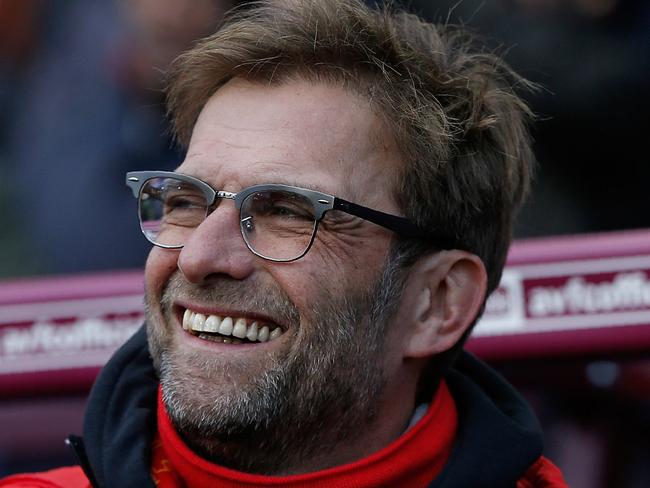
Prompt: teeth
<box><xmin>198</xmin><ymin>333</ymin><xmax>243</xmax><ymax>345</ymax></box>
<box><xmin>183</xmin><ymin>309</ymin><xmax>283</xmax><ymax>344</ymax></box>
<box><xmin>219</xmin><ymin>317</ymin><xmax>234</xmax><ymax>336</ymax></box>
<box><xmin>204</xmin><ymin>315</ymin><xmax>220</xmax><ymax>332</ymax></box>
<box><xmin>246</xmin><ymin>322</ymin><xmax>259</xmax><ymax>341</ymax></box>
<box><xmin>232</xmin><ymin>318</ymin><xmax>247</xmax><ymax>338</ymax></box>
<box><xmin>182</xmin><ymin>309</ymin><xmax>192</xmax><ymax>330</ymax></box>
<box><xmin>258</xmin><ymin>326</ymin><xmax>270</xmax><ymax>342</ymax></box>
<box><xmin>192</xmin><ymin>313</ymin><xmax>206</xmax><ymax>332</ymax></box>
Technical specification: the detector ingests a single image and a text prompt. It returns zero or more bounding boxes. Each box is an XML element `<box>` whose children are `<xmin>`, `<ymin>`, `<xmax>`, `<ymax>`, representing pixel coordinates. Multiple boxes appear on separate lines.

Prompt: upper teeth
<box><xmin>182</xmin><ymin>308</ymin><xmax>283</xmax><ymax>343</ymax></box>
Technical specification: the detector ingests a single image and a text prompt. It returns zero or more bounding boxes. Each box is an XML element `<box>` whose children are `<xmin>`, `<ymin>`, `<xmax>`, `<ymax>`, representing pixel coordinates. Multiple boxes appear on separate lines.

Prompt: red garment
<box><xmin>0</xmin><ymin>456</ymin><xmax>568</xmax><ymax>488</ymax></box>
<box><xmin>152</xmin><ymin>381</ymin><xmax>458</xmax><ymax>488</ymax></box>
<box><xmin>0</xmin><ymin>467</ymin><xmax>90</xmax><ymax>488</ymax></box>
<box><xmin>0</xmin><ymin>380</ymin><xmax>569</xmax><ymax>488</ymax></box>
<box><xmin>517</xmin><ymin>457</ymin><xmax>569</xmax><ymax>488</ymax></box>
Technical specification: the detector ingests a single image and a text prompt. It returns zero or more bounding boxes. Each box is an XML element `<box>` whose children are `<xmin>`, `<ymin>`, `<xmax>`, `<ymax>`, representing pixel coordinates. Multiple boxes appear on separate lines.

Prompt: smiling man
<box><xmin>1</xmin><ymin>1</ymin><xmax>568</xmax><ymax>487</ymax></box>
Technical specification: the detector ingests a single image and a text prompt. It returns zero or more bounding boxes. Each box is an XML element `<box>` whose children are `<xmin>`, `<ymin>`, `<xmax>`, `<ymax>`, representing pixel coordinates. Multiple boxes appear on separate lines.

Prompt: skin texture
<box><xmin>144</xmin><ymin>78</ymin><xmax>487</xmax><ymax>475</ymax></box>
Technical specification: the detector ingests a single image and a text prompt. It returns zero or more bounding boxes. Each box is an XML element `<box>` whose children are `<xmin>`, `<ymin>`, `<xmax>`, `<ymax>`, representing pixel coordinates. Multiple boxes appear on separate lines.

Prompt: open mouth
<box><xmin>181</xmin><ymin>307</ymin><xmax>284</xmax><ymax>345</ymax></box>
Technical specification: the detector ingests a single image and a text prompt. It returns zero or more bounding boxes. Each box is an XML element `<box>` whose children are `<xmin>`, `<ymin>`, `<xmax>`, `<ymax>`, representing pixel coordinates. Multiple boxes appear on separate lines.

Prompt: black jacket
<box><xmin>71</xmin><ymin>326</ymin><xmax>546</xmax><ymax>487</ymax></box>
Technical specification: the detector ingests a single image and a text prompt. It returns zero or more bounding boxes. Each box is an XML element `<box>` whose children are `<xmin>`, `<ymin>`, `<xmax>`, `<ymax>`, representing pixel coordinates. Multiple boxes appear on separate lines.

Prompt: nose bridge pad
<box><xmin>241</xmin><ymin>215</ymin><xmax>254</xmax><ymax>233</ymax></box>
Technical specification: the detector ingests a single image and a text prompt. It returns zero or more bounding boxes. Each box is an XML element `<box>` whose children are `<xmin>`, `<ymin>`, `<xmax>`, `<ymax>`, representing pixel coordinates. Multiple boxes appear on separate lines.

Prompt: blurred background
<box><xmin>0</xmin><ymin>0</ymin><xmax>649</xmax><ymax>486</ymax></box>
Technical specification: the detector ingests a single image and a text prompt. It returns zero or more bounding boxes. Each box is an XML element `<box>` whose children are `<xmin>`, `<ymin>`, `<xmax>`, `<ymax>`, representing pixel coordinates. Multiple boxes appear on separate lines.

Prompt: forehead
<box><xmin>179</xmin><ymin>78</ymin><xmax>402</xmax><ymax>207</ymax></box>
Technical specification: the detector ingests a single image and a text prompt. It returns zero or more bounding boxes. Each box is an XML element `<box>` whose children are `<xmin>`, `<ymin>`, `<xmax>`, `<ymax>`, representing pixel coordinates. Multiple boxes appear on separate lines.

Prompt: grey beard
<box><xmin>146</xmin><ymin>251</ymin><xmax>408</xmax><ymax>474</ymax></box>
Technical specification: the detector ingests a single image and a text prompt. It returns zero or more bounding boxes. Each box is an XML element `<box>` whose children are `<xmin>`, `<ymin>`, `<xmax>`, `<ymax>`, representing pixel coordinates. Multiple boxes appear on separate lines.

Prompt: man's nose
<box><xmin>176</xmin><ymin>203</ymin><xmax>256</xmax><ymax>284</ymax></box>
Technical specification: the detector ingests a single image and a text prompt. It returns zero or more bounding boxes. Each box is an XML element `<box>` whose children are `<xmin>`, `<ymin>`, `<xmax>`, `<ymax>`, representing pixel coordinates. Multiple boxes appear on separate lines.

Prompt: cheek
<box><xmin>312</xmin><ymin>230</ymin><xmax>392</xmax><ymax>286</ymax></box>
<box><xmin>266</xmin><ymin>262</ymin><xmax>321</xmax><ymax>314</ymax></box>
<box><xmin>268</xmin><ymin>239</ymin><xmax>390</xmax><ymax>316</ymax></box>
<box><xmin>144</xmin><ymin>247</ymin><xmax>180</xmax><ymax>299</ymax></box>
<box><xmin>384</xmin><ymin>301</ymin><xmax>414</xmax><ymax>355</ymax></box>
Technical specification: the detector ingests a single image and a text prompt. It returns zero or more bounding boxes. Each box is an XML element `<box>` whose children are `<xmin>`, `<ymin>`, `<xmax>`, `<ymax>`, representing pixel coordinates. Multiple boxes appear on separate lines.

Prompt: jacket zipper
<box><xmin>66</xmin><ymin>435</ymin><xmax>100</xmax><ymax>488</ymax></box>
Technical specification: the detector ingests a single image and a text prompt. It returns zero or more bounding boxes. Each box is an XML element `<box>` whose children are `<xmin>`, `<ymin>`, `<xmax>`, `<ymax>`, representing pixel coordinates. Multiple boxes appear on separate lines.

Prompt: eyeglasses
<box><xmin>126</xmin><ymin>171</ymin><xmax>450</xmax><ymax>262</ymax></box>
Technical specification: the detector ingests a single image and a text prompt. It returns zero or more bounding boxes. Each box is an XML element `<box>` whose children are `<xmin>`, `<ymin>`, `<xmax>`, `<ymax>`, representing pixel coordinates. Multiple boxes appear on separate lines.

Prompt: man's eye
<box><xmin>272</xmin><ymin>204</ymin><xmax>304</xmax><ymax>217</ymax></box>
<box><xmin>267</xmin><ymin>202</ymin><xmax>313</xmax><ymax>219</ymax></box>
<box><xmin>164</xmin><ymin>196</ymin><xmax>203</xmax><ymax>213</ymax></box>
<box><xmin>246</xmin><ymin>191</ymin><xmax>315</xmax><ymax>222</ymax></box>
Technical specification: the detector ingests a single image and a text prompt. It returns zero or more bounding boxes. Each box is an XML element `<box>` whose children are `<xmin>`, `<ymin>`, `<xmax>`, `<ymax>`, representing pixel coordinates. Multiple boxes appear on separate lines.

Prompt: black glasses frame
<box><xmin>126</xmin><ymin>170</ymin><xmax>452</xmax><ymax>261</ymax></box>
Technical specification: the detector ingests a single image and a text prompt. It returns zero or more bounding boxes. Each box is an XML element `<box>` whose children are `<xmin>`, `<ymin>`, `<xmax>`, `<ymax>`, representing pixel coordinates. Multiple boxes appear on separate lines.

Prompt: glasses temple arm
<box><xmin>332</xmin><ymin>198</ymin><xmax>454</xmax><ymax>249</ymax></box>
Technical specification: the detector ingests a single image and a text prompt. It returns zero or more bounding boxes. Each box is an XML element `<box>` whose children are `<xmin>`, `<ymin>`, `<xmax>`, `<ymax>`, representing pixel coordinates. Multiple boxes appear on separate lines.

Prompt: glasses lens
<box><xmin>240</xmin><ymin>189</ymin><xmax>317</xmax><ymax>261</ymax></box>
<box><xmin>139</xmin><ymin>177</ymin><xmax>208</xmax><ymax>247</ymax></box>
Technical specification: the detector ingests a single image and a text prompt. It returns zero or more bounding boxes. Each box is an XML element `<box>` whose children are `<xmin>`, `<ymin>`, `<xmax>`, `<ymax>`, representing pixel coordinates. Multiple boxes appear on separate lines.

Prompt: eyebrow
<box><xmin>183</xmin><ymin>161</ymin><xmax>328</xmax><ymax>190</ymax></box>
<box><xmin>266</xmin><ymin>180</ymin><xmax>332</xmax><ymax>195</ymax></box>
<box><xmin>245</xmin><ymin>160</ymin><xmax>354</xmax><ymax>192</ymax></box>
<box><xmin>236</xmin><ymin>174</ymin><xmax>334</xmax><ymax>196</ymax></box>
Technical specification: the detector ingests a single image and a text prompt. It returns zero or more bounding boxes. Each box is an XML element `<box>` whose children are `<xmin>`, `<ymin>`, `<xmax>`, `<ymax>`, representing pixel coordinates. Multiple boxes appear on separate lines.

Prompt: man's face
<box><xmin>144</xmin><ymin>78</ymin><xmax>409</xmax><ymax>473</ymax></box>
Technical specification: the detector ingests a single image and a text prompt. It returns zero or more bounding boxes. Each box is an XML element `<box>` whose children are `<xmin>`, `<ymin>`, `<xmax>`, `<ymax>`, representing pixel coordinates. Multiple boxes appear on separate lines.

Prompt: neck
<box><xmin>154</xmin><ymin>380</ymin><xmax>458</xmax><ymax>488</ymax></box>
<box><xmin>171</xmin><ymin>384</ymin><xmax>417</xmax><ymax>475</ymax></box>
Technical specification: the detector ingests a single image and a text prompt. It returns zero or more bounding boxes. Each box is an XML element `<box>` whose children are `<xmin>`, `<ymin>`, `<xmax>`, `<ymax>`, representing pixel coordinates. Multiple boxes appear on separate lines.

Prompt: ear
<box><xmin>400</xmin><ymin>250</ymin><xmax>487</xmax><ymax>359</ymax></box>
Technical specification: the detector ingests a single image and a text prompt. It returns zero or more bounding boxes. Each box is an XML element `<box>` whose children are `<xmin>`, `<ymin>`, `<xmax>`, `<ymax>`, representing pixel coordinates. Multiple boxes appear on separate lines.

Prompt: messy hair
<box><xmin>166</xmin><ymin>0</ymin><xmax>535</xmax><ymax>297</ymax></box>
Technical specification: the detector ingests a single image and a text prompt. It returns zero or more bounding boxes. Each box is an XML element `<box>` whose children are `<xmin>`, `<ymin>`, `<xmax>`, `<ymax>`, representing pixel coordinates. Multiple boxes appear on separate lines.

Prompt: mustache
<box><xmin>159</xmin><ymin>271</ymin><xmax>301</xmax><ymax>329</ymax></box>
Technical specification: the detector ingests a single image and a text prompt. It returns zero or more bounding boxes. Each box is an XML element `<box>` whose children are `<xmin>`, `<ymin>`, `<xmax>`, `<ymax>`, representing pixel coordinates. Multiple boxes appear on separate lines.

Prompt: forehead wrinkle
<box><xmin>176</xmin><ymin>158</ymin><xmax>342</xmax><ymax>196</ymax></box>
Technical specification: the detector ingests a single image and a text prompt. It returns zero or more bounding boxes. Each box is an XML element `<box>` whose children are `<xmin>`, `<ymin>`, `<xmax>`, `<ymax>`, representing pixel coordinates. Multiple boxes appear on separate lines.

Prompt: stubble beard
<box><xmin>146</xmin><ymin>256</ymin><xmax>407</xmax><ymax>475</ymax></box>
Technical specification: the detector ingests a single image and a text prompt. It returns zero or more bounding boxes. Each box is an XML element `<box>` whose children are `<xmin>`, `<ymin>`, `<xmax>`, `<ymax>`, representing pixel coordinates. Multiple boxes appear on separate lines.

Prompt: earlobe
<box><xmin>403</xmin><ymin>250</ymin><xmax>487</xmax><ymax>359</ymax></box>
